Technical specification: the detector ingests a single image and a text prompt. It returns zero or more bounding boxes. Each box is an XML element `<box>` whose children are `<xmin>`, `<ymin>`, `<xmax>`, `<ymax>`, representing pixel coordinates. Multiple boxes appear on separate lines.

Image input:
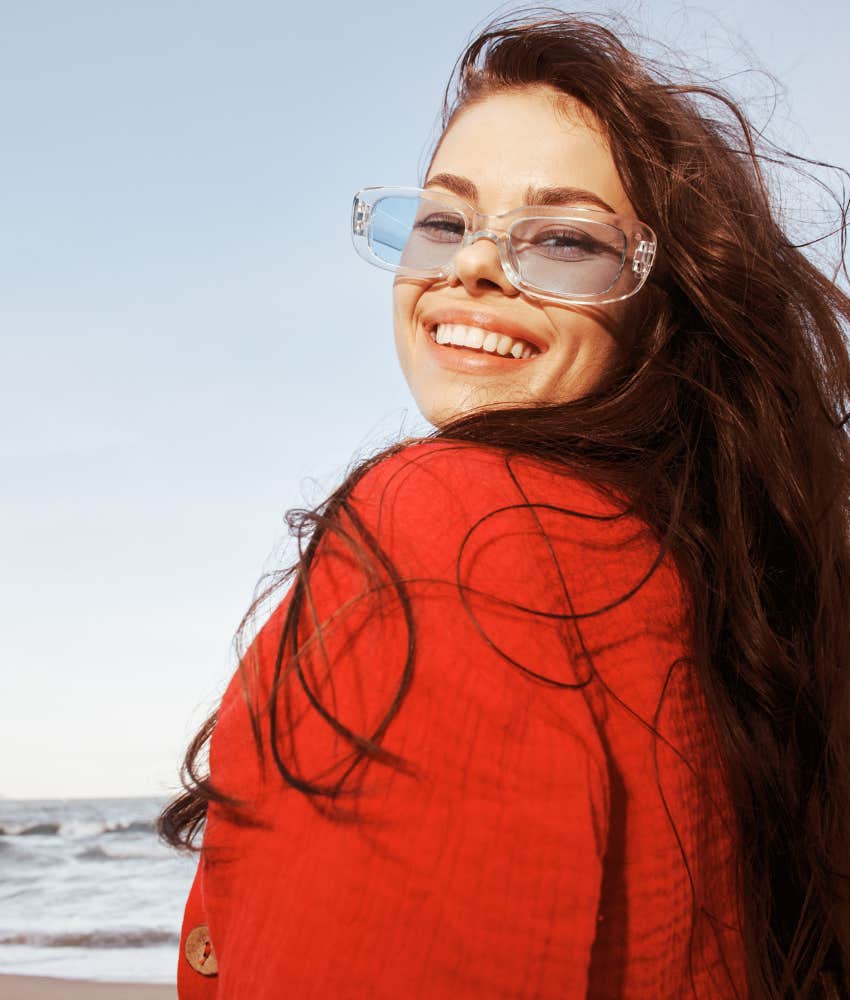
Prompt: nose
<box><xmin>447</xmin><ymin>231</ymin><xmax>519</xmax><ymax>297</ymax></box>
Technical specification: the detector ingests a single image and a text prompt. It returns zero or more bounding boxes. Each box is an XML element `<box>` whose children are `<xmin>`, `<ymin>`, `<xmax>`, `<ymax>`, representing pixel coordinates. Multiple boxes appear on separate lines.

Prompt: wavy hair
<box><xmin>158</xmin><ymin>9</ymin><xmax>850</xmax><ymax>997</ymax></box>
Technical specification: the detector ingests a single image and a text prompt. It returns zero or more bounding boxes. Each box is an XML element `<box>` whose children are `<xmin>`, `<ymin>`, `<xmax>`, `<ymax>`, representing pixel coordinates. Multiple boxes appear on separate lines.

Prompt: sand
<box><xmin>0</xmin><ymin>975</ymin><xmax>177</xmax><ymax>998</ymax></box>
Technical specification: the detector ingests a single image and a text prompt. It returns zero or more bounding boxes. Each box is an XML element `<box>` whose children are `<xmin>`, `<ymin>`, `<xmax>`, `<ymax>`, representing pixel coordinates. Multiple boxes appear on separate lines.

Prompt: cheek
<box><xmin>392</xmin><ymin>278</ymin><xmax>428</xmax><ymax>352</ymax></box>
<box><xmin>391</xmin><ymin>280</ymin><xmax>416</xmax><ymax>379</ymax></box>
<box><xmin>544</xmin><ymin>307</ymin><xmax>629</xmax><ymax>393</ymax></box>
<box><xmin>547</xmin><ymin>305</ymin><xmax>620</xmax><ymax>354</ymax></box>
<box><xmin>392</xmin><ymin>276</ymin><xmax>423</xmax><ymax>313</ymax></box>
<box><xmin>392</xmin><ymin>279</ymin><xmax>412</xmax><ymax>328</ymax></box>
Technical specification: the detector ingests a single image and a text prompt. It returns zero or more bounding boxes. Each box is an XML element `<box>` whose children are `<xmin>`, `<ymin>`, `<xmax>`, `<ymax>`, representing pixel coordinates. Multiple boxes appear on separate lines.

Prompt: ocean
<box><xmin>0</xmin><ymin>796</ymin><xmax>197</xmax><ymax>983</ymax></box>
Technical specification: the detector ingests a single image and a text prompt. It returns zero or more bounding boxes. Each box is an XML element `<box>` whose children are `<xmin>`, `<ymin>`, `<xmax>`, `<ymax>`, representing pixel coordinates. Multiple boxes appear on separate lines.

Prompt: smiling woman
<box><xmin>159</xmin><ymin>9</ymin><xmax>850</xmax><ymax>1000</ymax></box>
<box><xmin>391</xmin><ymin>86</ymin><xmax>654</xmax><ymax>424</ymax></box>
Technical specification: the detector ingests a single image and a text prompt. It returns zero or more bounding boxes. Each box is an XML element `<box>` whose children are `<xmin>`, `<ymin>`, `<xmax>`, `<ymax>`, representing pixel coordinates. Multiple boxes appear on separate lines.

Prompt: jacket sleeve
<box><xmin>180</xmin><ymin>441</ymin><xmax>611</xmax><ymax>1000</ymax></box>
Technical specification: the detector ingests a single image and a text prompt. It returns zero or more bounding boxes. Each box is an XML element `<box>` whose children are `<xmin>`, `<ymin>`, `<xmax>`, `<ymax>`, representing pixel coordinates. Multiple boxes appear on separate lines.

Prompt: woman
<box><xmin>159</xmin><ymin>10</ymin><xmax>850</xmax><ymax>999</ymax></box>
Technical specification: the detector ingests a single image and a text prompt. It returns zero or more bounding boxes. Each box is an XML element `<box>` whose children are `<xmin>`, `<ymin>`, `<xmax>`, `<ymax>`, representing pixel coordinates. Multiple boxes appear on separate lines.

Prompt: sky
<box><xmin>2</xmin><ymin>0</ymin><xmax>848</xmax><ymax>800</ymax></box>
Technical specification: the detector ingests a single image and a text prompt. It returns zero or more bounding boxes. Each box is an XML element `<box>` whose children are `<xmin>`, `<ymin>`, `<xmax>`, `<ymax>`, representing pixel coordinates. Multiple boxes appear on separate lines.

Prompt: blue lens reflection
<box><xmin>370</xmin><ymin>197</ymin><xmax>418</xmax><ymax>265</ymax></box>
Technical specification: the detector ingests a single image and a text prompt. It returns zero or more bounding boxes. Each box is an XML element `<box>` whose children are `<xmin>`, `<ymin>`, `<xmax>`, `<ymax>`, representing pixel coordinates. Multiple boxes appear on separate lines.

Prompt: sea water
<box><xmin>0</xmin><ymin>796</ymin><xmax>197</xmax><ymax>983</ymax></box>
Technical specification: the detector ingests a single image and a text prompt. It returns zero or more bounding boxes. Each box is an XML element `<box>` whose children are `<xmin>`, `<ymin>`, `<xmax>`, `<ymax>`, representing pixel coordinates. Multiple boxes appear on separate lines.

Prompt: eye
<box><xmin>412</xmin><ymin>213</ymin><xmax>465</xmax><ymax>243</ymax></box>
<box><xmin>529</xmin><ymin>226</ymin><xmax>613</xmax><ymax>261</ymax></box>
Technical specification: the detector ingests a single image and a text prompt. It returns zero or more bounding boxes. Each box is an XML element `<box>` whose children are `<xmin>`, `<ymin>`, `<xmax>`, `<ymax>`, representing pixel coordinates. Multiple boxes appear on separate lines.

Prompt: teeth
<box><xmin>448</xmin><ymin>326</ymin><xmax>468</xmax><ymax>348</ymax></box>
<box><xmin>465</xmin><ymin>327</ymin><xmax>485</xmax><ymax>349</ymax></box>
<box><xmin>430</xmin><ymin>323</ymin><xmax>539</xmax><ymax>358</ymax></box>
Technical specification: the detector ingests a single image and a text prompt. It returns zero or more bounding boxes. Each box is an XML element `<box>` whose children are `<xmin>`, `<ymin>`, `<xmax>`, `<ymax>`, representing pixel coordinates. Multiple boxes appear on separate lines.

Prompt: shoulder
<box><xmin>340</xmin><ymin>439</ymin><xmax>688</xmax><ymax>630</ymax></box>
<box><xmin>346</xmin><ymin>439</ymin><xmax>632</xmax><ymax>531</ymax></box>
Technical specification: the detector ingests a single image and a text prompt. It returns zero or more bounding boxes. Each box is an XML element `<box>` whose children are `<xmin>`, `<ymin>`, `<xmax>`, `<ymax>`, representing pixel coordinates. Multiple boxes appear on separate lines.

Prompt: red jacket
<box><xmin>177</xmin><ymin>441</ymin><xmax>748</xmax><ymax>999</ymax></box>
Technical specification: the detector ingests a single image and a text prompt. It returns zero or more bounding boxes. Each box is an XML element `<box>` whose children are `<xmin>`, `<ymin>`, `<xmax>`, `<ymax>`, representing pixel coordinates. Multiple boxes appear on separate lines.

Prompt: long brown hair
<box><xmin>158</xmin><ymin>9</ymin><xmax>850</xmax><ymax>997</ymax></box>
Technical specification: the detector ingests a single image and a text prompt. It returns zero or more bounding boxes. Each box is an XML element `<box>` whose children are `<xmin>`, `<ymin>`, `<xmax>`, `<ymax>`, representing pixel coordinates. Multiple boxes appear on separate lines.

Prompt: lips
<box><xmin>420</xmin><ymin>307</ymin><xmax>549</xmax><ymax>355</ymax></box>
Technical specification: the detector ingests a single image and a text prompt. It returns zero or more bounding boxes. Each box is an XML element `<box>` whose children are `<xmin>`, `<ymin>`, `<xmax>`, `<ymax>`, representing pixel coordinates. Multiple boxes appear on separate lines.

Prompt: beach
<box><xmin>0</xmin><ymin>797</ymin><xmax>195</xmax><ymax>989</ymax></box>
<box><xmin>0</xmin><ymin>975</ymin><xmax>177</xmax><ymax>998</ymax></box>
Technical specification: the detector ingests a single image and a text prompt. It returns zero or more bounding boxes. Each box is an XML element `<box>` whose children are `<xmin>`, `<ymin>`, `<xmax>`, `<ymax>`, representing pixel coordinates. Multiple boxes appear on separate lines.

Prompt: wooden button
<box><xmin>184</xmin><ymin>923</ymin><xmax>218</xmax><ymax>976</ymax></box>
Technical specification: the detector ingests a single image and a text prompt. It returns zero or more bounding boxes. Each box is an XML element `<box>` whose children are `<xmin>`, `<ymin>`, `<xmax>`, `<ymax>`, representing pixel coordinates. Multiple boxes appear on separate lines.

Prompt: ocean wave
<box><xmin>76</xmin><ymin>845</ymin><xmax>114</xmax><ymax>861</ymax></box>
<box><xmin>75</xmin><ymin>844</ymin><xmax>163</xmax><ymax>862</ymax></box>
<box><xmin>0</xmin><ymin>929</ymin><xmax>179</xmax><ymax>949</ymax></box>
<box><xmin>0</xmin><ymin>818</ymin><xmax>156</xmax><ymax>838</ymax></box>
<box><xmin>104</xmin><ymin>820</ymin><xmax>156</xmax><ymax>835</ymax></box>
<box><xmin>1</xmin><ymin>823</ymin><xmax>61</xmax><ymax>836</ymax></box>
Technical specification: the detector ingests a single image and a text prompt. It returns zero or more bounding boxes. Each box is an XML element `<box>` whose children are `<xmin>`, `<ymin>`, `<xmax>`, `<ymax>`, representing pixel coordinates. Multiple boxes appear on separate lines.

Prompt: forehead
<box><xmin>426</xmin><ymin>86</ymin><xmax>633</xmax><ymax>217</ymax></box>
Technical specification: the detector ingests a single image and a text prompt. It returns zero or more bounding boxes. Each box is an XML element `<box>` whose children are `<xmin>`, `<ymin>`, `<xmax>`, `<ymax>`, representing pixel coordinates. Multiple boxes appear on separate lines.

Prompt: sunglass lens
<box><xmin>509</xmin><ymin>218</ymin><xmax>626</xmax><ymax>296</ymax></box>
<box><xmin>370</xmin><ymin>195</ymin><xmax>465</xmax><ymax>270</ymax></box>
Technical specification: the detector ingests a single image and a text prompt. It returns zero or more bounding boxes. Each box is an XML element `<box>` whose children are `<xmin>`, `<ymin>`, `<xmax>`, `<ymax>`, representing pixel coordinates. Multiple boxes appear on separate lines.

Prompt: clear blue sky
<box><xmin>2</xmin><ymin>0</ymin><xmax>847</xmax><ymax>798</ymax></box>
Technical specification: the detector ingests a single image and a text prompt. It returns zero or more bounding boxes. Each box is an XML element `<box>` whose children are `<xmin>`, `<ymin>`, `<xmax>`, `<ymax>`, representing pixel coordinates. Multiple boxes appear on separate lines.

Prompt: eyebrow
<box><xmin>424</xmin><ymin>172</ymin><xmax>616</xmax><ymax>214</ymax></box>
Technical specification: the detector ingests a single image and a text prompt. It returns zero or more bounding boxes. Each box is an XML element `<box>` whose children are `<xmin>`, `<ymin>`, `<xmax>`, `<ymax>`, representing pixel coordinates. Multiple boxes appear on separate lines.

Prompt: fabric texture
<box><xmin>176</xmin><ymin>440</ymin><xmax>749</xmax><ymax>999</ymax></box>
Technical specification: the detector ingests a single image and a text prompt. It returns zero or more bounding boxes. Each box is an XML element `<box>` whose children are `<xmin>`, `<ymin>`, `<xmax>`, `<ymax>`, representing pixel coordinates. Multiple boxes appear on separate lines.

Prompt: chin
<box><xmin>414</xmin><ymin>386</ymin><xmax>505</xmax><ymax>429</ymax></box>
<box><xmin>410</xmin><ymin>386</ymin><xmax>464</xmax><ymax>428</ymax></box>
<box><xmin>416</xmin><ymin>398</ymin><xmax>462</xmax><ymax>429</ymax></box>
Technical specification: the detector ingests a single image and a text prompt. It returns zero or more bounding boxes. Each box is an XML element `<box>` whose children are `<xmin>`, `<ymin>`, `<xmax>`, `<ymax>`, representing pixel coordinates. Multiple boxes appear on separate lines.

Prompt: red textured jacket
<box><xmin>177</xmin><ymin>441</ymin><xmax>749</xmax><ymax>999</ymax></box>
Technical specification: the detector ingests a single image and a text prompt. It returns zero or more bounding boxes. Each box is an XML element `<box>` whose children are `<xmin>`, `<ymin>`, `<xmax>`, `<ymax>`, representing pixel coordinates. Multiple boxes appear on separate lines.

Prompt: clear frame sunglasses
<box><xmin>351</xmin><ymin>185</ymin><xmax>658</xmax><ymax>306</ymax></box>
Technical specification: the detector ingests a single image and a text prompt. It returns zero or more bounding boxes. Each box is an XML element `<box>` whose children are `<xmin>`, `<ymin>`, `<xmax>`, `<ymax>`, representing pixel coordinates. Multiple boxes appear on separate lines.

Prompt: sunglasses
<box><xmin>351</xmin><ymin>185</ymin><xmax>657</xmax><ymax>306</ymax></box>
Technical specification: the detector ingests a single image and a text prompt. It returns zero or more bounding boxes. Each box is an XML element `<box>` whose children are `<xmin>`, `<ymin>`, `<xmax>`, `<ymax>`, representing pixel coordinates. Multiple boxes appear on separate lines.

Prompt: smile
<box><xmin>430</xmin><ymin>323</ymin><xmax>541</xmax><ymax>359</ymax></box>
